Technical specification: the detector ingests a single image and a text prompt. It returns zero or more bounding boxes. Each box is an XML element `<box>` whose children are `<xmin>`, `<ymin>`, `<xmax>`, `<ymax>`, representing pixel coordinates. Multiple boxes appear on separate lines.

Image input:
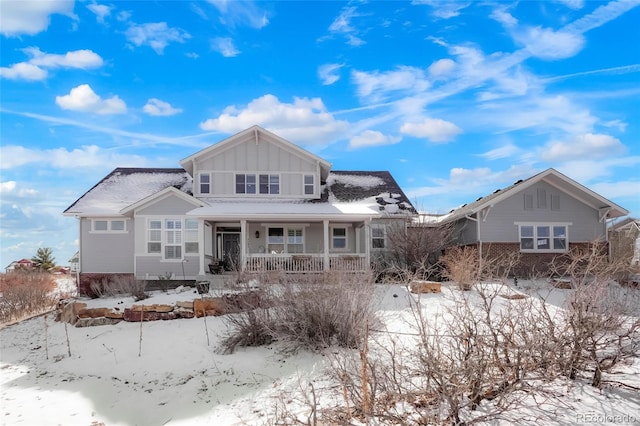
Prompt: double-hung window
<box><xmin>287</xmin><ymin>228</ymin><xmax>304</xmax><ymax>253</ymax></box>
<box><xmin>91</xmin><ymin>219</ymin><xmax>127</xmax><ymax>233</ymax></box>
<box><xmin>264</xmin><ymin>226</ymin><xmax>304</xmax><ymax>253</ymax></box>
<box><xmin>148</xmin><ymin>220</ymin><xmax>162</xmax><ymax>253</ymax></box>
<box><xmin>304</xmin><ymin>175</ymin><xmax>314</xmax><ymax>195</ymax></box>
<box><xmin>236</xmin><ymin>174</ymin><xmax>257</xmax><ymax>194</ymax></box>
<box><xmin>236</xmin><ymin>174</ymin><xmax>279</xmax><ymax>194</ymax></box>
<box><xmin>518</xmin><ymin>223</ymin><xmax>568</xmax><ymax>252</ymax></box>
<box><xmin>200</xmin><ymin>173</ymin><xmax>210</xmax><ymax>195</ymax></box>
<box><xmin>259</xmin><ymin>174</ymin><xmax>280</xmax><ymax>194</ymax></box>
<box><xmin>332</xmin><ymin>227</ymin><xmax>347</xmax><ymax>250</ymax></box>
<box><xmin>184</xmin><ymin>219</ymin><xmax>199</xmax><ymax>253</ymax></box>
<box><xmin>371</xmin><ymin>225</ymin><xmax>385</xmax><ymax>249</ymax></box>
<box><xmin>164</xmin><ymin>219</ymin><xmax>182</xmax><ymax>259</ymax></box>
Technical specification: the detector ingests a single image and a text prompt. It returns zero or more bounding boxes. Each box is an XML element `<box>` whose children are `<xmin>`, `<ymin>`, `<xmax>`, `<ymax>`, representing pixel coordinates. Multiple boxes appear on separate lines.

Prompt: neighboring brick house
<box><xmin>435</xmin><ymin>168</ymin><xmax>628</xmax><ymax>277</ymax></box>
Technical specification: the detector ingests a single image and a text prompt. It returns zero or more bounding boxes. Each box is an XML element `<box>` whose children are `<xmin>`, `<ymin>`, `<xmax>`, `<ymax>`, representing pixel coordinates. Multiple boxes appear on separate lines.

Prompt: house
<box><xmin>4</xmin><ymin>258</ymin><xmax>36</xmax><ymax>273</ymax></box>
<box><xmin>63</xmin><ymin>126</ymin><xmax>415</xmax><ymax>295</ymax></box>
<box><xmin>434</xmin><ymin>168</ymin><xmax>628</xmax><ymax>276</ymax></box>
<box><xmin>609</xmin><ymin>218</ymin><xmax>640</xmax><ymax>267</ymax></box>
<box><xmin>69</xmin><ymin>251</ymin><xmax>80</xmax><ymax>273</ymax></box>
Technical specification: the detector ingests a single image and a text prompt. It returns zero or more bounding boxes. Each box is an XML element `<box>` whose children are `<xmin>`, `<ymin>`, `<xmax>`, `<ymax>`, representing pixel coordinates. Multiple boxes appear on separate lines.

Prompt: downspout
<box><xmin>240</xmin><ymin>219</ymin><xmax>247</xmax><ymax>272</ymax></box>
<box><xmin>77</xmin><ymin>216</ymin><xmax>82</xmax><ymax>284</ymax></box>
<box><xmin>198</xmin><ymin>218</ymin><xmax>205</xmax><ymax>276</ymax></box>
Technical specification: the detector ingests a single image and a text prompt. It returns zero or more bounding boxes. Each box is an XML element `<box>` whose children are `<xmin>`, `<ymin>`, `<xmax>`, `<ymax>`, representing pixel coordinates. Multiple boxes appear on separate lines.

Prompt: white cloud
<box><xmin>480</xmin><ymin>143</ymin><xmax>521</xmax><ymax>160</ymax></box>
<box><xmin>24</xmin><ymin>47</ymin><xmax>103</xmax><ymax>69</ymax></box>
<box><xmin>428</xmin><ymin>59</ymin><xmax>456</xmax><ymax>79</ymax></box>
<box><xmin>519</xmin><ymin>26</ymin><xmax>585</xmax><ymax>60</ymax></box>
<box><xmin>352</xmin><ymin>66</ymin><xmax>430</xmax><ymax>102</ymax></box>
<box><xmin>210</xmin><ymin>37</ymin><xmax>239</xmax><ymax>57</ymax></box>
<box><xmin>541</xmin><ymin>133</ymin><xmax>627</xmax><ymax>161</ymax></box>
<box><xmin>413</xmin><ymin>1</ymin><xmax>471</xmax><ymax>19</ymax></box>
<box><xmin>400</xmin><ymin>118</ymin><xmax>462</xmax><ymax>143</ymax></box>
<box><xmin>143</xmin><ymin>98</ymin><xmax>182</xmax><ymax>116</ymax></box>
<box><xmin>0</xmin><ymin>62</ymin><xmax>47</xmax><ymax>80</ymax></box>
<box><xmin>327</xmin><ymin>5</ymin><xmax>365</xmax><ymax>46</ymax></box>
<box><xmin>0</xmin><ymin>181</ymin><xmax>38</xmax><ymax>197</ymax></box>
<box><xmin>208</xmin><ymin>0</ymin><xmax>269</xmax><ymax>29</ymax></box>
<box><xmin>349</xmin><ymin>130</ymin><xmax>401</xmax><ymax>149</ymax></box>
<box><xmin>590</xmin><ymin>179</ymin><xmax>640</xmax><ymax>199</ymax></box>
<box><xmin>1</xmin><ymin>47</ymin><xmax>104</xmax><ymax>81</ymax></box>
<box><xmin>0</xmin><ymin>144</ymin><xmax>148</xmax><ymax>170</ymax></box>
<box><xmin>199</xmin><ymin>94</ymin><xmax>349</xmax><ymax>146</ymax></box>
<box><xmin>0</xmin><ymin>0</ymin><xmax>75</xmax><ymax>36</ymax></box>
<box><xmin>55</xmin><ymin>84</ymin><xmax>127</xmax><ymax>115</ymax></box>
<box><xmin>86</xmin><ymin>3</ymin><xmax>112</xmax><ymax>24</ymax></box>
<box><xmin>555</xmin><ymin>0</ymin><xmax>584</xmax><ymax>10</ymax></box>
<box><xmin>318</xmin><ymin>63</ymin><xmax>343</xmax><ymax>85</ymax></box>
<box><xmin>125</xmin><ymin>22</ymin><xmax>190</xmax><ymax>54</ymax></box>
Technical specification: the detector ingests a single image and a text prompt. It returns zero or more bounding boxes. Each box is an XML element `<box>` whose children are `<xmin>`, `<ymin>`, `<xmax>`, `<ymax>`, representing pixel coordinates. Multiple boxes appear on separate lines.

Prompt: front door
<box><xmin>219</xmin><ymin>232</ymin><xmax>240</xmax><ymax>270</ymax></box>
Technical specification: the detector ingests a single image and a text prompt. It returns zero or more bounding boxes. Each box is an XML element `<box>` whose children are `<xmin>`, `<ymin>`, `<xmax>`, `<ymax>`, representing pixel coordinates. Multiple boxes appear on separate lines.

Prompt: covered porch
<box><xmin>189</xmin><ymin>203</ymin><xmax>377</xmax><ymax>275</ymax></box>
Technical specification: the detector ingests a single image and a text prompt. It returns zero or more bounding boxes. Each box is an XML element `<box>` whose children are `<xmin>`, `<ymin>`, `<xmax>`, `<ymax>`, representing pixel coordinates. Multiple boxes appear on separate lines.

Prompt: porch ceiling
<box><xmin>187</xmin><ymin>201</ymin><xmax>379</xmax><ymax>220</ymax></box>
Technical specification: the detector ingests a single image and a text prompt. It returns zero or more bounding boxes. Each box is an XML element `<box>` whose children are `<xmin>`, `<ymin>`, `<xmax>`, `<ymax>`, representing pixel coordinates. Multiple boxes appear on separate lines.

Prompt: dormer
<box><xmin>180</xmin><ymin>126</ymin><xmax>332</xmax><ymax>200</ymax></box>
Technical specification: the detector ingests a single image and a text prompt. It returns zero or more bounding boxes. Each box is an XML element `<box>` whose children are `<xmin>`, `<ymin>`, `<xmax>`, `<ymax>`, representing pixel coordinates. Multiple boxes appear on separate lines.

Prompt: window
<box><xmin>371</xmin><ymin>226</ymin><xmax>385</xmax><ymax>249</ymax></box>
<box><xmin>164</xmin><ymin>219</ymin><xmax>182</xmax><ymax>259</ymax></box>
<box><xmin>518</xmin><ymin>223</ymin><xmax>568</xmax><ymax>252</ymax></box>
<box><xmin>304</xmin><ymin>175</ymin><xmax>314</xmax><ymax>195</ymax></box>
<box><xmin>185</xmin><ymin>219</ymin><xmax>199</xmax><ymax>253</ymax></box>
<box><xmin>92</xmin><ymin>219</ymin><xmax>127</xmax><ymax>232</ymax></box>
<box><xmin>236</xmin><ymin>174</ymin><xmax>257</xmax><ymax>194</ymax></box>
<box><xmin>267</xmin><ymin>227</ymin><xmax>284</xmax><ymax>253</ymax></box>
<box><xmin>287</xmin><ymin>228</ymin><xmax>304</xmax><ymax>253</ymax></box>
<box><xmin>332</xmin><ymin>227</ymin><xmax>347</xmax><ymax>250</ymax></box>
<box><xmin>148</xmin><ymin>220</ymin><xmax>162</xmax><ymax>253</ymax></box>
<box><xmin>200</xmin><ymin>173</ymin><xmax>210</xmax><ymax>194</ymax></box>
<box><xmin>259</xmin><ymin>174</ymin><xmax>280</xmax><ymax>194</ymax></box>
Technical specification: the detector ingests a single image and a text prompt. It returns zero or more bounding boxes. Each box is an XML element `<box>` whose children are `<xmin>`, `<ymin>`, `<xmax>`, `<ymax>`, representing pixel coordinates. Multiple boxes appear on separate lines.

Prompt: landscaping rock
<box><xmin>75</xmin><ymin>317</ymin><xmax>121</xmax><ymax>327</ymax></box>
<box><xmin>58</xmin><ymin>301</ymin><xmax>87</xmax><ymax>324</ymax></box>
<box><xmin>193</xmin><ymin>298</ymin><xmax>227</xmax><ymax>317</ymax></box>
<box><xmin>77</xmin><ymin>307</ymin><xmax>113</xmax><ymax>319</ymax></box>
<box><xmin>409</xmin><ymin>280</ymin><xmax>442</xmax><ymax>294</ymax></box>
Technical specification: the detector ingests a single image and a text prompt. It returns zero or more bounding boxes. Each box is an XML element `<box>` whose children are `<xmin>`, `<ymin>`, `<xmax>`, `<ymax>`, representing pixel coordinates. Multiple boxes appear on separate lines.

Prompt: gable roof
<box><xmin>63</xmin><ymin>168</ymin><xmax>191</xmax><ymax>216</ymax></box>
<box><xmin>179</xmin><ymin>125</ymin><xmax>333</xmax><ymax>180</ymax></box>
<box><xmin>438</xmin><ymin>168</ymin><xmax>628</xmax><ymax>223</ymax></box>
<box><xmin>120</xmin><ymin>186</ymin><xmax>206</xmax><ymax>215</ymax></box>
<box><xmin>610</xmin><ymin>217</ymin><xmax>640</xmax><ymax>232</ymax></box>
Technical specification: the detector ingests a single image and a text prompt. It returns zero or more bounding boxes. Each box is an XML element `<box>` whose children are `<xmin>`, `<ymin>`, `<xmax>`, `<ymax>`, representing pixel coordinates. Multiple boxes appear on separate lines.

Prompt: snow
<box><xmin>1</xmin><ymin>280</ymin><xmax>639</xmax><ymax>425</ymax></box>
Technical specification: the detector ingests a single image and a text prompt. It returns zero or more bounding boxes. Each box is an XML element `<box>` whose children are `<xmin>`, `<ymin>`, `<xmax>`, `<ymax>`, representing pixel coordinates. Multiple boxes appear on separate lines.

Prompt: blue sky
<box><xmin>1</xmin><ymin>0</ymin><xmax>639</xmax><ymax>268</ymax></box>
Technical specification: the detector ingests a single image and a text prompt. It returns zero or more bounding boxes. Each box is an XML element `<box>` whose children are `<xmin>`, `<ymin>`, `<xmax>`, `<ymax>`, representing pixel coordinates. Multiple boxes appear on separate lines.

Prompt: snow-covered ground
<box><xmin>1</xmin><ymin>280</ymin><xmax>639</xmax><ymax>425</ymax></box>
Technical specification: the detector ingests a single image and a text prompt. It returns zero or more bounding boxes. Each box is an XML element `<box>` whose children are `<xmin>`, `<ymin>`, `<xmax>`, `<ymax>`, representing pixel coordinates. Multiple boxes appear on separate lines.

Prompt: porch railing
<box><xmin>245</xmin><ymin>253</ymin><xmax>368</xmax><ymax>273</ymax></box>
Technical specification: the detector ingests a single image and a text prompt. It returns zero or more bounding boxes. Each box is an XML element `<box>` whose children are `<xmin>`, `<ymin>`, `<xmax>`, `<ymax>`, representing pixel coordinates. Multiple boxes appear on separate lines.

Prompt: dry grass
<box><xmin>0</xmin><ymin>272</ymin><xmax>57</xmax><ymax>324</ymax></box>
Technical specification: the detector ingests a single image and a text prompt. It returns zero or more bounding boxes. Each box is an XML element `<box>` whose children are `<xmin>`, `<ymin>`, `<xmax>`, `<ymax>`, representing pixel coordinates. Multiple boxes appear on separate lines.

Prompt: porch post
<box><xmin>198</xmin><ymin>218</ymin><xmax>205</xmax><ymax>275</ymax></box>
<box><xmin>365</xmin><ymin>219</ymin><xmax>371</xmax><ymax>270</ymax></box>
<box><xmin>240</xmin><ymin>219</ymin><xmax>247</xmax><ymax>271</ymax></box>
<box><xmin>323</xmin><ymin>219</ymin><xmax>330</xmax><ymax>271</ymax></box>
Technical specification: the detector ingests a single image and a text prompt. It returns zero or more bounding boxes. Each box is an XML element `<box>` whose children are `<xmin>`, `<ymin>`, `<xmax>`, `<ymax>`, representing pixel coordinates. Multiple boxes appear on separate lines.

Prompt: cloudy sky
<box><xmin>1</xmin><ymin>0</ymin><xmax>639</xmax><ymax>268</ymax></box>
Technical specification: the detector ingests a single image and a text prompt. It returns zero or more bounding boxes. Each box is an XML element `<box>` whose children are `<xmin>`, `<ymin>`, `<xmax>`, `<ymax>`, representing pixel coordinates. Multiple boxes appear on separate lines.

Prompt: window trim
<box><xmin>264</xmin><ymin>226</ymin><xmax>305</xmax><ymax>253</ymax></box>
<box><xmin>331</xmin><ymin>226</ymin><xmax>349</xmax><ymax>251</ymax></box>
<box><xmin>303</xmin><ymin>174</ymin><xmax>315</xmax><ymax>195</ymax></box>
<box><xmin>199</xmin><ymin>172</ymin><xmax>210</xmax><ymax>195</ymax></box>
<box><xmin>515</xmin><ymin>222</ymin><xmax>571</xmax><ymax>253</ymax></box>
<box><xmin>236</xmin><ymin>173</ymin><xmax>280</xmax><ymax>195</ymax></box>
<box><xmin>146</xmin><ymin>218</ymin><xmax>199</xmax><ymax>260</ymax></box>
<box><xmin>371</xmin><ymin>225</ymin><xmax>386</xmax><ymax>250</ymax></box>
<box><xmin>90</xmin><ymin>218</ymin><xmax>128</xmax><ymax>233</ymax></box>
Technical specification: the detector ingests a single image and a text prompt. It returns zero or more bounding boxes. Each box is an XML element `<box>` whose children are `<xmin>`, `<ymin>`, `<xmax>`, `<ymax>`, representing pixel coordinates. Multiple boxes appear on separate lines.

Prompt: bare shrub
<box><xmin>0</xmin><ymin>272</ymin><xmax>57</xmax><ymax>323</ymax></box>
<box><xmin>89</xmin><ymin>275</ymin><xmax>148</xmax><ymax>301</ymax></box>
<box><xmin>221</xmin><ymin>271</ymin><xmax>377</xmax><ymax>354</ymax></box>
<box><xmin>440</xmin><ymin>246</ymin><xmax>480</xmax><ymax>290</ymax></box>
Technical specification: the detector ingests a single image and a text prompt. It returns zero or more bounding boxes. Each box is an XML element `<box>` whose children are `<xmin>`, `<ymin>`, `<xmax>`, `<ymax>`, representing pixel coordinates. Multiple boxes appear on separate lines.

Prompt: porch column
<box><xmin>240</xmin><ymin>219</ymin><xmax>247</xmax><ymax>271</ymax></box>
<box><xmin>198</xmin><ymin>218</ymin><xmax>205</xmax><ymax>275</ymax></box>
<box><xmin>365</xmin><ymin>219</ymin><xmax>371</xmax><ymax>269</ymax></box>
<box><xmin>323</xmin><ymin>219</ymin><xmax>330</xmax><ymax>271</ymax></box>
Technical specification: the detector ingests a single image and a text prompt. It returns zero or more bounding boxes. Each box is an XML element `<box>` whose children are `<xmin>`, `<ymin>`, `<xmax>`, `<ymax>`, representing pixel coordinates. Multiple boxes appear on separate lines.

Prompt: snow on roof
<box><xmin>188</xmin><ymin>200</ymin><xmax>379</xmax><ymax>218</ymax></box>
<box><xmin>64</xmin><ymin>168</ymin><xmax>191</xmax><ymax>216</ymax></box>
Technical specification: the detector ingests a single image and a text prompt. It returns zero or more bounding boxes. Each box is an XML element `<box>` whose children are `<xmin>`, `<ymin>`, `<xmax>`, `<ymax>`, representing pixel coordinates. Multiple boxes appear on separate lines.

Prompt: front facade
<box><xmin>64</xmin><ymin>126</ymin><xmax>415</xmax><ymax>293</ymax></box>
<box><xmin>436</xmin><ymin>169</ymin><xmax>628</xmax><ymax>275</ymax></box>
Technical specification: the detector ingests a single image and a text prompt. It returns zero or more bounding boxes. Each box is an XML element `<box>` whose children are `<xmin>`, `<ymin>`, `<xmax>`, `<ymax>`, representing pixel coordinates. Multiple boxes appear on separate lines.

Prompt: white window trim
<box><xmin>515</xmin><ymin>222</ymin><xmax>572</xmax><ymax>253</ymax></box>
<box><xmin>235</xmin><ymin>173</ymin><xmax>281</xmax><ymax>195</ymax></box>
<box><xmin>90</xmin><ymin>218</ymin><xmax>128</xmax><ymax>233</ymax></box>
<box><xmin>331</xmin><ymin>225</ymin><xmax>349</xmax><ymax>251</ymax></box>
<box><xmin>264</xmin><ymin>225</ymin><xmax>306</xmax><ymax>253</ymax></box>
<box><xmin>145</xmin><ymin>217</ymin><xmax>200</xmax><ymax>260</ymax></box>
<box><xmin>303</xmin><ymin>174</ymin><xmax>315</xmax><ymax>196</ymax></box>
<box><xmin>199</xmin><ymin>172</ymin><xmax>211</xmax><ymax>195</ymax></box>
<box><xmin>371</xmin><ymin>224</ymin><xmax>386</xmax><ymax>250</ymax></box>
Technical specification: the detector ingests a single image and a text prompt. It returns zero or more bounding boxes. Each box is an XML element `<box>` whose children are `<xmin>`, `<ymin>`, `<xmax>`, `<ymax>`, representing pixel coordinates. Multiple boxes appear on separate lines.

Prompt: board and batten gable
<box><xmin>474</xmin><ymin>181</ymin><xmax>608</xmax><ymax>244</ymax></box>
<box><xmin>182</xmin><ymin>126</ymin><xmax>330</xmax><ymax>199</ymax></box>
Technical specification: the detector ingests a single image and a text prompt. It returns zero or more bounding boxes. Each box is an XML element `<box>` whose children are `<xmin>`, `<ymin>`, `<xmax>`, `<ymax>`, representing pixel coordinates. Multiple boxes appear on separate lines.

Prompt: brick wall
<box><xmin>452</xmin><ymin>242</ymin><xmax>608</xmax><ymax>278</ymax></box>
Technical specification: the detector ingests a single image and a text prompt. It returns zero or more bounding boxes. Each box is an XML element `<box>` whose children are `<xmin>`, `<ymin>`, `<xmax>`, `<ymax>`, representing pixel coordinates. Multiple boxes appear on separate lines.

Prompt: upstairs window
<box><xmin>259</xmin><ymin>174</ymin><xmax>280</xmax><ymax>194</ymax></box>
<box><xmin>304</xmin><ymin>175</ymin><xmax>314</xmax><ymax>195</ymax></box>
<box><xmin>199</xmin><ymin>173</ymin><xmax>210</xmax><ymax>195</ymax></box>
<box><xmin>235</xmin><ymin>174</ymin><xmax>256</xmax><ymax>194</ymax></box>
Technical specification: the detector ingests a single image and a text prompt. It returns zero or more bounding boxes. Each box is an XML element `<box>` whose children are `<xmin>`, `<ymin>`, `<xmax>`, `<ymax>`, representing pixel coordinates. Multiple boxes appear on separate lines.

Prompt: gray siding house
<box><xmin>435</xmin><ymin>168</ymin><xmax>628</xmax><ymax>275</ymax></box>
<box><xmin>64</xmin><ymin>126</ymin><xmax>415</xmax><ymax>294</ymax></box>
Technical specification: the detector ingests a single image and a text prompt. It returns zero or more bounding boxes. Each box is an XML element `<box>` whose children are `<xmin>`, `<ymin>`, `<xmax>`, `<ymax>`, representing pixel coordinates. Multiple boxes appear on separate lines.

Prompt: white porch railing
<box><xmin>245</xmin><ymin>253</ymin><xmax>368</xmax><ymax>272</ymax></box>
